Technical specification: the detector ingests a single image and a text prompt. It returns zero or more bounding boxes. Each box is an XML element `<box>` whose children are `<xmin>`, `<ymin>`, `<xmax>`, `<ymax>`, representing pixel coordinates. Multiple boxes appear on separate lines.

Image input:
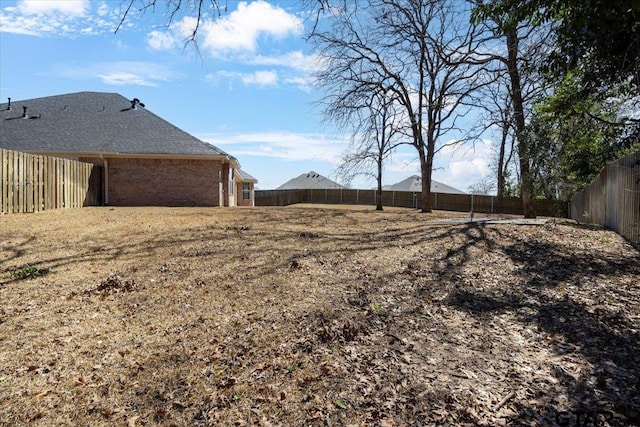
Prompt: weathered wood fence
<box><xmin>1</xmin><ymin>148</ymin><xmax>102</xmax><ymax>213</ymax></box>
<box><xmin>256</xmin><ymin>188</ymin><xmax>569</xmax><ymax>217</ymax></box>
<box><xmin>570</xmin><ymin>152</ymin><xmax>640</xmax><ymax>246</ymax></box>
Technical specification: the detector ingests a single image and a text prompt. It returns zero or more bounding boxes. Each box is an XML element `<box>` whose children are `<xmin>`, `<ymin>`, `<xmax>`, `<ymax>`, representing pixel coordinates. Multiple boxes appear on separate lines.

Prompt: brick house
<box><xmin>0</xmin><ymin>92</ymin><xmax>256</xmax><ymax>207</ymax></box>
<box><xmin>235</xmin><ymin>169</ymin><xmax>258</xmax><ymax>207</ymax></box>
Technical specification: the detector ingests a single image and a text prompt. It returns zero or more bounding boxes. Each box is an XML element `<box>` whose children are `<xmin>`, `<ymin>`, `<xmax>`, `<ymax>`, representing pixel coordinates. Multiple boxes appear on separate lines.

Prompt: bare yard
<box><xmin>1</xmin><ymin>206</ymin><xmax>639</xmax><ymax>426</ymax></box>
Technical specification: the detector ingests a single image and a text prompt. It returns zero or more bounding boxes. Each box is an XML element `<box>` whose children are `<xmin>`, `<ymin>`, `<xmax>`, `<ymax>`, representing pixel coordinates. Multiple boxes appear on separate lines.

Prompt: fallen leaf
<box><xmin>128</xmin><ymin>415</ymin><xmax>139</xmax><ymax>427</ymax></box>
<box><xmin>334</xmin><ymin>399</ymin><xmax>348</xmax><ymax>409</ymax></box>
<box><xmin>33</xmin><ymin>390</ymin><xmax>50</xmax><ymax>398</ymax></box>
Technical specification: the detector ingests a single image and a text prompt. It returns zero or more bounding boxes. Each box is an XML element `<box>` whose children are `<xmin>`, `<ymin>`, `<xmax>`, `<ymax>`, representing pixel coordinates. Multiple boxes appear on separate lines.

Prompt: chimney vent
<box><xmin>22</xmin><ymin>106</ymin><xmax>28</xmax><ymax>118</ymax></box>
<box><xmin>130</xmin><ymin>98</ymin><xmax>145</xmax><ymax>110</ymax></box>
<box><xmin>6</xmin><ymin>97</ymin><xmax>11</xmax><ymax>110</ymax></box>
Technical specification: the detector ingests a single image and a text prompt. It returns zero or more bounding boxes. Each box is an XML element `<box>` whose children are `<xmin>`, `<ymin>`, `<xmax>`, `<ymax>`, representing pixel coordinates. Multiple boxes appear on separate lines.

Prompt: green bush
<box><xmin>9</xmin><ymin>264</ymin><xmax>51</xmax><ymax>280</ymax></box>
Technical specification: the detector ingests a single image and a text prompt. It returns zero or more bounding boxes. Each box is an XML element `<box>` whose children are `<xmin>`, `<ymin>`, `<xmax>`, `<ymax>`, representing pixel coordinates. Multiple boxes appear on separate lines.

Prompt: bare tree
<box><xmin>472</xmin><ymin>72</ymin><xmax>516</xmax><ymax>198</ymax></box>
<box><xmin>336</xmin><ymin>90</ymin><xmax>402</xmax><ymax>210</ymax></box>
<box><xmin>116</xmin><ymin>0</ymin><xmax>226</xmax><ymax>40</ymax></box>
<box><xmin>313</xmin><ymin>0</ymin><xmax>493</xmax><ymax>213</ymax></box>
<box><xmin>472</xmin><ymin>3</ymin><xmax>554</xmax><ymax>217</ymax></box>
<box><xmin>468</xmin><ymin>179</ymin><xmax>497</xmax><ymax>195</ymax></box>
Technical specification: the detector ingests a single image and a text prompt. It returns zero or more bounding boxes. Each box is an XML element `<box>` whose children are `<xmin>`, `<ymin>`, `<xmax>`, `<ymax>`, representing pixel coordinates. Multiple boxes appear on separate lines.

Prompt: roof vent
<box><xmin>20</xmin><ymin>105</ymin><xmax>40</xmax><ymax>120</ymax></box>
<box><xmin>6</xmin><ymin>97</ymin><xmax>11</xmax><ymax>110</ymax></box>
<box><xmin>130</xmin><ymin>98</ymin><xmax>145</xmax><ymax>110</ymax></box>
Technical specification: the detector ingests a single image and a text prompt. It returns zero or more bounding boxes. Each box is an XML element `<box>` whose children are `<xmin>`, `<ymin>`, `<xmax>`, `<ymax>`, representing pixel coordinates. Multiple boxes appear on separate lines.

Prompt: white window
<box><xmin>242</xmin><ymin>183</ymin><xmax>251</xmax><ymax>200</ymax></box>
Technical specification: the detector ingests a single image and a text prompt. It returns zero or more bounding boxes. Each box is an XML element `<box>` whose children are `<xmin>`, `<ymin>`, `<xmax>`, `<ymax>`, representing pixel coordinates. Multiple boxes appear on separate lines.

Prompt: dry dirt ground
<box><xmin>1</xmin><ymin>205</ymin><xmax>639</xmax><ymax>427</ymax></box>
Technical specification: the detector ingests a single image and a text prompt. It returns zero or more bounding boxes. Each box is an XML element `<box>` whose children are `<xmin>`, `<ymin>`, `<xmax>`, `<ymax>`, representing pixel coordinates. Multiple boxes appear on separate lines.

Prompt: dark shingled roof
<box><xmin>0</xmin><ymin>92</ymin><xmax>229</xmax><ymax>158</ymax></box>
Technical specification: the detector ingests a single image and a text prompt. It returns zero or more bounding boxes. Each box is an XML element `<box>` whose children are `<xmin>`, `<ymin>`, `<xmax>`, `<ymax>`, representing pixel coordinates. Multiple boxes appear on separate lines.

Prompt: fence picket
<box><xmin>571</xmin><ymin>152</ymin><xmax>640</xmax><ymax>246</ymax></box>
<box><xmin>0</xmin><ymin>148</ymin><xmax>101</xmax><ymax>213</ymax></box>
<box><xmin>255</xmin><ymin>188</ymin><xmax>569</xmax><ymax>217</ymax></box>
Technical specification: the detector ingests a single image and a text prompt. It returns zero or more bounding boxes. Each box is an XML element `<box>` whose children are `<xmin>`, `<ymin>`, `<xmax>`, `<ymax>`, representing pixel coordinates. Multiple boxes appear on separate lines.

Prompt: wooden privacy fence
<box><xmin>570</xmin><ymin>152</ymin><xmax>640</xmax><ymax>246</ymax></box>
<box><xmin>256</xmin><ymin>188</ymin><xmax>569</xmax><ymax>217</ymax></box>
<box><xmin>1</xmin><ymin>148</ymin><xmax>102</xmax><ymax>213</ymax></box>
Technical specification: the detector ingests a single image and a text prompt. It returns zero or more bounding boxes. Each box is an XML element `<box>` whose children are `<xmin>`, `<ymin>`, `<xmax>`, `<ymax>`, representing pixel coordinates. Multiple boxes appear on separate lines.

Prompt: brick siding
<box><xmin>106</xmin><ymin>158</ymin><xmax>222</xmax><ymax>206</ymax></box>
<box><xmin>236</xmin><ymin>181</ymin><xmax>255</xmax><ymax>207</ymax></box>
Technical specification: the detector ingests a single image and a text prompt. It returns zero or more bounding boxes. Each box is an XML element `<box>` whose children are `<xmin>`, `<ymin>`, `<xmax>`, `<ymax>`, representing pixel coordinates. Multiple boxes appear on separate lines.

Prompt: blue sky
<box><xmin>0</xmin><ymin>0</ymin><xmax>495</xmax><ymax>191</ymax></box>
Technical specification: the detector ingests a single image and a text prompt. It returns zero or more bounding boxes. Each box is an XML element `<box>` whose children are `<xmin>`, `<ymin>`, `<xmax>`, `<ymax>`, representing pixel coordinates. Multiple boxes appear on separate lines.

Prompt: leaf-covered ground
<box><xmin>1</xmin><ymin>205</ymin><xmax>639</xmax><ymax>426</ymax></box>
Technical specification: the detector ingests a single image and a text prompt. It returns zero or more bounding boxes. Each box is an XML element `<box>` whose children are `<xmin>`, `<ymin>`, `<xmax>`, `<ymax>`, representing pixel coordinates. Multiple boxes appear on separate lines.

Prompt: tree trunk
<box><xmin>506</xmin><ymin>28</ymin><xmax>536</xmax><ymax>218</ymax></box>
<box><xmin>497</xmin><ymin>120</ymin><xmax>508</xmax><ymax>198</ymax></box>
<box><xmin>419</xmin><ymin>149</ymin><xmax>432</xmax><ymax>213</ymax></box>
<box><xmin>376</xmin><ymin>151</ymin><xmax>384</xmax><ymax>211</ymax></box>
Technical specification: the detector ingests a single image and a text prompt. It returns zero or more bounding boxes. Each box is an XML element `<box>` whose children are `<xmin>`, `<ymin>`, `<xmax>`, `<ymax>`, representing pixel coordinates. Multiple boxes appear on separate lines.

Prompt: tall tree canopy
<box><xmin>474</xmin><ymin>0</ymin><xmax>640</xmax><ymax>204</ymax></box>
<box><xmin>474</xmin><ymin>0</ymin><xmax>640</xmax><ymax>90</ymax></box>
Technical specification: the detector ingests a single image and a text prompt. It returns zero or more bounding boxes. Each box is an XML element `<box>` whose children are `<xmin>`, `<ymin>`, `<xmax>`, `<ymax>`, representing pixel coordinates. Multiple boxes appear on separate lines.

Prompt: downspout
<box><xmin>100</xmin><ymin>154</ymin><xmax>109</xmax><ymax>205</ymax></box>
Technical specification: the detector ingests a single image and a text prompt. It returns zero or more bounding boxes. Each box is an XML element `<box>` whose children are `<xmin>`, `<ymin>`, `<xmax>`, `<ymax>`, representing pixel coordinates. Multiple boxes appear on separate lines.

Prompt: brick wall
<box><xmin>106</xmin><ymin>158</ymin><xmax>222</xmax><ymax>206</ymax></box>
<box><xmin>221</xmin><ymin>165</ymin><xmax>231</xmax><ymax>207</ymax></box>
<box><xmin>235</xmin><ymin>181</ymin><xmax>255</xmax><ymax>207</ymax></box>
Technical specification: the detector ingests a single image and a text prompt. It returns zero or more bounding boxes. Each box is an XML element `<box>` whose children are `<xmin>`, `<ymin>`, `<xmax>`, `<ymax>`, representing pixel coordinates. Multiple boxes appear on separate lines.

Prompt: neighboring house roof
<box><xmin>236</xmin><ymin>169</ymin><xmax>258</xmax><ymax>183</ymax></box>
<box><xmin>383</xmin><ymin>175</ymin><xmax>466</xmax><ymax>194</ymax></box>
<box><xmin>0</xmin><ymin>92</ymin><xmax>233</xmax><ymax>161</ymax></box>
<box><xmin>276</xmin><ymin>171</ymin><xmax>344</xmax><ymax>190</ymax></box>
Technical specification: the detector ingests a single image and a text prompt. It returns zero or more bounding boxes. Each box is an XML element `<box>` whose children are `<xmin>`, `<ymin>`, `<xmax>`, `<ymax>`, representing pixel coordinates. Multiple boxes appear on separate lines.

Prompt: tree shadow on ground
<box><xmin>440</xmin><ymin>222</ymin><xmax>640</xmax><ymax>426</ymax></box>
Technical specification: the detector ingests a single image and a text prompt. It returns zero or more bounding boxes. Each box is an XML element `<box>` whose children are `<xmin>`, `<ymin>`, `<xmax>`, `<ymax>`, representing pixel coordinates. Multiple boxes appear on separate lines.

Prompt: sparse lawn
<box><xmin>1</xmin><ymin>205</ymin><xmax>639</xmax><ymax>426</ymax></box>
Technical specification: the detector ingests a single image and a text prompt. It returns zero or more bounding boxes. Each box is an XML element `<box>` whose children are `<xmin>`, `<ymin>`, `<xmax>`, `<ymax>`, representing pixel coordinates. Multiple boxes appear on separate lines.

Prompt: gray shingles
<box><xmin>0</xmin><ymin>92</ymin><xmax>229</xmax><ymax>157</ymax></box>
<box><xmin>236</xmin><ymin>169</ymin><xmax>258</xmax><ymax>182</ymax></box>
<box><xmin>276</xmin><ymin>171</ymin><xmax>344</xmax><ymax>190</ymax></box>
<box><xmin>383</xmin><ymin>175</ymin><xmax>466</xmax><ymax>194</ymax></box>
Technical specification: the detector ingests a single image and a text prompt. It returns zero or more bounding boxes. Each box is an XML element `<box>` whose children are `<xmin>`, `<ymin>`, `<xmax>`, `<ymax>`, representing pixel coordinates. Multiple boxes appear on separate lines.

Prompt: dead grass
<box><xmin>1</xmin><ymin>205</ymin><xmax>639</xmax><ymax>427</ymax></box>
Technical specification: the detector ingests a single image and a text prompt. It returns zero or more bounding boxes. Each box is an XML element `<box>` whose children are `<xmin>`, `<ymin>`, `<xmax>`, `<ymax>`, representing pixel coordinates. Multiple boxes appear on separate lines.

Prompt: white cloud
<box><xmin>53</xmin><ymin>61</ymin><xmax>176</xmax><ymax>87</ymax></box>
<box><xmin>0</xmin><ymin>0</ymin><xmax>118</xmax><ymax>36</ymax></box>
<box><xmin>249</xmin><ymin>51</ymin><xmax>322</xmax><ymax>91</ymax></box>
<box><xmin>432</xmin><ymin>140</ymin><xmax>495</xmax><ymax>192</ymax></box>
<box><xmin>18</xmin><ymin>0</ymin><xmax>88</xmax><ymax>16</ymax></box>
<box><xmin>96</xmin><ymin>3</ymin><xmax>109</xmax><ymax>17</ymax></box>
<box><xmin>283</xmin><ymin>76</ymin><xmax>315</xmax><ymax>92</ymax></box>
<box><xmin>0</xmin><ymin>14</ymin><xmax>47</xmax><ymax>35</ymax></box>
<box><xmin>145</xmin><ymin>16</ymin><xmax>200</xmax><ymax>52</ymax></box>
<box><xmin>200</xmin><ymin>0</ymin><xmax>302</xmax><ymax>54</ymax></box>
<box><xmin>201</xmin><ymin>131</ymin><xmax>348</xmax><ymax>164</ymax></box>
<box><xmin>210</xmin><ymin>69</ymin><xmax>279</xmax><ymax>87</ymax></box>
<box><xmin>148</xmin><ymin>1</ymin><xmax>302</xmax><ymax>56</ymax></box>
<box><xmin>249</xmin><ymin>51</ymin><xmax>322</xmax><ymax>74</ymax></box>
<box><xmin>145</xmin><ymin>3</ymin><xmax>312</xmax><ymax>91</ymax></box>
<box><xmin>147</xmin><ymin>30</ymin><xmax>182</xmax><ymax>51</ymax></box>
<box><xmin>241</xmin><ymin>70</ymin><xmax>278</xmax><ymax>86</ymax></box>
<box><xmin>97</xmin><ymin>72</ymin><xmax>158</xmax><ymax>87</ymax></box>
